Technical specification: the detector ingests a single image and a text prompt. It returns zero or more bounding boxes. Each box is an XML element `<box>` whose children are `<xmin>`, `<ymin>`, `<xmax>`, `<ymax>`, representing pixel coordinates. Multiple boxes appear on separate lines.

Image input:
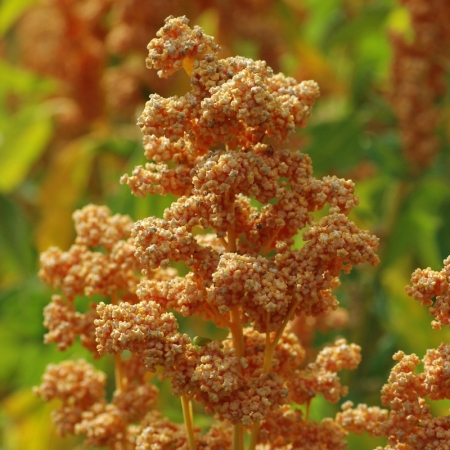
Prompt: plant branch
<box><xmin>181</xmin><ymin>394</ymin><xmax>197</xmax><ymax>450</ymax></box>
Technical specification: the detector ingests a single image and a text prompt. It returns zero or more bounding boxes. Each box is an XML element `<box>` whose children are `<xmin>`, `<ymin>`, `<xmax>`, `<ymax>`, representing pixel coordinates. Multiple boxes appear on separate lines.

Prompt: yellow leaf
<box><xmin>295</xmin><ymin>39</ymin><xmax>347</xmax><ymax>97</ymax></box>
<box><xmin>386</xmin><ymin>7</ymin><xmax>414</xmax><ymax>43</ymax></box>
<box><xmin>35</xmin><ymin>137</ymin><xmax>96</xmax><ymax>252</ymax></box>
<box><xmin>195</xmin><ymin>8</ymin><xmax>219</xmax><ymax>38</ymax></box>
<box><xmin>2</xmin><ymin>389</ymin><xmax>81</xmax><ymax>450</ymax></box>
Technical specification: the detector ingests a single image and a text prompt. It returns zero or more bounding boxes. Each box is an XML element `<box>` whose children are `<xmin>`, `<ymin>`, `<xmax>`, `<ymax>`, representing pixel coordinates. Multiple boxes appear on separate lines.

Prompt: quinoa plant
<box><xmin>35</xmin><ymin>16</ymin><xmax>382</xmax><ymax>449</ymax></box>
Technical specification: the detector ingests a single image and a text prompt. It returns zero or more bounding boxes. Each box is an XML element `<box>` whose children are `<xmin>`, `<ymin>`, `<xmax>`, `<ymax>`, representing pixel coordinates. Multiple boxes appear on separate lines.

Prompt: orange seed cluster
<box><xmin>35</xmin><ymin>17</ymin><xmax>382</xmax><ymax>449</ymax></box>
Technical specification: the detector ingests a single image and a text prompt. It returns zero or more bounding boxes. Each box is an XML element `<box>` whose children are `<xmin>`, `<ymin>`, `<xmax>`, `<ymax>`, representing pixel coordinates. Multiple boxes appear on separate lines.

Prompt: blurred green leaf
<box><xmin>304</xmin><ymin>115</ymin><xmax>363</xmax><ymax>174</ymax></box>
<box><xmin>0</xmin><ymin>111</ymin><xmax>53</xmax><ymax>193</ymax></box>
<box><xmin>35</xmin><ymin>135</ymin><xmax>97</xmax><ymax>251</ymax></box>
<box><xmin>327</xmin><ymin>5</ymin><xmax>389</xmax><ymax>45</ymax></box>
<box><xmin>383</xmin><ymin>178</ymin><xmax>449</xmax><ymax>270</ymax></box>
<box><xmin>0</xmin><ymin>61</ymin><xmax>54</xmax><ymax>100</ymax></box>
<box><xmin>0</xmin><ymin>195</ymin><xmax>35</xmax><ymax>284</ymax></box>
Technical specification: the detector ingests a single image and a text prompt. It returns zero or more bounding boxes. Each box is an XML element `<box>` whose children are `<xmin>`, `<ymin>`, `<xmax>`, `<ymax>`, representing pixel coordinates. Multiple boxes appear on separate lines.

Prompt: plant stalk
<box><xmin>181</xmin><ymin>394</ymin><xmax>197</xmax><ymax>450</ymax></box>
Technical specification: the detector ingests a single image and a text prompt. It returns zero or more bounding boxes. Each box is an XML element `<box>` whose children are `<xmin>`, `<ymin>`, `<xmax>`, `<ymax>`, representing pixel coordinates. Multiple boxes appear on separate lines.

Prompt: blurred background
<box><xmin>1</xmin><ymin>0</ymin><xmax>449</xmax><ymax>448</ymax></box>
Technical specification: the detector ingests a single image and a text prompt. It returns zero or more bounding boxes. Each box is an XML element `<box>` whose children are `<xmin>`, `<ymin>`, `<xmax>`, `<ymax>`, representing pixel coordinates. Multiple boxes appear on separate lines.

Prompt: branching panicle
<box><xmin>36</xmin><ymin>17</ymin><xmax>381</xmax><ymax>449</ymax></box>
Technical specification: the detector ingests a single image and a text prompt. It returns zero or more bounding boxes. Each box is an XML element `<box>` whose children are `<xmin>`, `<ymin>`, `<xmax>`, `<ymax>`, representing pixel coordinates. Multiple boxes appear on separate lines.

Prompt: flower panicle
<box><xmin>35</xmin><ymin>16</ymin><xmax>382</xmax><ymax>449</ymax></box>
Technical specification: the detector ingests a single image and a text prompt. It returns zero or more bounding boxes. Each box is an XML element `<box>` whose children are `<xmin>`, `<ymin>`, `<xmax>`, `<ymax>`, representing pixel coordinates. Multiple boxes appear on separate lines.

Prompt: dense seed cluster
<box><xmin>406</xmin><ymin>256</ymin><xmax>450</xmax><ymax>330</ymax></box>
<box><xmin>337</xmin><ymin>402</ymin><xmax>388</xmax><ymax>435</ymax></box>
<box><xmin>42</xmin><ymin>294</ymin><xmax>94</xmax><ymax>351</ymax></box>
<box><xmin>134</xmin><ymin>24</ymin><xmax>319</xmax><ymax>150</ymax></box>
<box><xmin>341</xmin><ymin>263</ymin><xmax>450</xmax><ymax>449</ymax></box>
<box><xmin>33</xmin><ymin>360</ymin><xmax>106</xmax><ymax>435</ymax></box>
<box><xmin>95</xmin><ymin>300</ymin><xmax>190</xmax><ymax>372</ymax></box>
<box><xmin>259</xmin><ymin>405</ymin><xmax>348</xmax><ymax>450</ymax></box>
<box><xmin>39</xmin><ymin>205</ymin><xmax>139</xmax><ymax>299</ymax></box>
<box><xmin>288</xmin><ymin>339</ymin><xmax>361</xmax><ymax>405</ymax></box>
<box><xmin>36</xmin><ymin>16</ymin><xmax>382</xmax><ymax>449</ymax></box>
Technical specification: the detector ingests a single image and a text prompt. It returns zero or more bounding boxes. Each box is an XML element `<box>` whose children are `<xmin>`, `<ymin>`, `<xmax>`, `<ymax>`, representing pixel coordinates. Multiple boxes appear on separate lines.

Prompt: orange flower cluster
<box><xmin>405</xmin><ymin>256</ymin><xmax>450</xmax><ymax>330</ymax></box>
<box><xmin>36</xmin><ymin>17</ymin><xmax>381</xmax><ymax>449</ymax></box>
<box><xmin>39</xmin><ymin>204</ymin><xmax>141</xmax><ymax>353</ymax></box>
<box><xmin>336</xmin><ymin>256</ymin><xmax>450</xmax><ymax>449</ymax></box>
<box><xmin>260</xmin><ymin>405</ymin><xmax>349</xmax><ymax>450</ymax></box>
<box><xmin>389</xmin><ymin>0</ymin><xmax>450</xmax><ymax>168</ymax></box>
<box><xmin>34</xmin><ymin>358</ymin><xmax>160</xmax><ymax>447</ymax></box>
<box><xmin>289</xmin><ymin>339</ymin><xmax>361</xmax><ymax>405</ymax></box>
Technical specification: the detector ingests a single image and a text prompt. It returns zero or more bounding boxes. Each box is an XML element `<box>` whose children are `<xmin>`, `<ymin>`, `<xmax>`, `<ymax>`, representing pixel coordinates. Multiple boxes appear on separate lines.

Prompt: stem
<box><xmin>226</xmin><ymin>192</ymin><xmax>245</xmax><ymax>450</ymax></box>
<box><xmin>114</xmin><ymin>354</ymin><xmax>125</xmax><ymax>393</ymax></box>
<box><xmin>262</xmin><ymin>228</ymin><xmax>280</xmax><ymax>256</ymax></box>
<box><xmin>233</xmin><ymin>423</ymin><xmax>245</xmax><ymax>450</ymax></box>
<box><xmin>263</xmin><ymin>312</ymin><xmax>272</xmax><ymax>373</ymax></box>
<box><xmin>226</xmin><ymin>191</ymin><xmax>237</xmax><ymax>253</ymax></box>
<box><xmin>111</xmin><ymin>292</ymin><xmax>125</xmax><ymax>393</ymax></box>
<box><xmin>249</xmin><ymin>313</ymin><xmax>272</xmax><ymax>449</ymax></box>
<box><xmin>249</xmin><ymin>299</ymin><xmax>300</xmax><ymax>450</ymax></box>
<box><xmin>230</xmin><ymin>306</ymin><xmax>245</xmax><ymax>450</ymax></box>
<box><xmin>248</xmin><ymin>422</ymin><xmax>261</xmax><ymax>450</ymax></box>
<box><xmin>181</xmin><ymin>394</ymin><xmax>197</xmax><ymax>450</ymax></box>
<box><xmin>271</xmin><ymin>297</ymin><xmax>301</xmax><ymax>351</ymax></box>
<box><xmin>230</xmin><ymin>306</ymin><xmax>245</xmax><ymax>361</ymax></box>
<box><xmin>183</xmin><ymin>57</ymin><xmax>195</xmax><ymax>76</ymax></box>
<box><xmin>305</xmin><ymin>399</ymin><xmax>311</xmax><ymax>422</ymax></box>
<box><xmin>204</xmin><ymin>301</ymin><xmax>231</xmax><ymax>328</ymax></box>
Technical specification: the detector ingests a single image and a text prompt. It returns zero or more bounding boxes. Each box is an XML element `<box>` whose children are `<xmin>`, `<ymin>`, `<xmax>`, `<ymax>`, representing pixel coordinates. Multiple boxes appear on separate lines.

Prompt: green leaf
<box><xmin>193</xmin><ymin>336</ymin><xmax>213</xmax><ymax>347</ymax></box>
<box><xmin>0</xmin><ymin>61</ymin><xmax>54</xmax><ymax>100</ymax></box>
<box><xmin>0</xmin><ymin>195</ymin><xmax>35</xmax><ymax>283</ymax></box>
<box><xmin>383</xmin><ymin>178</ymin><xmax>449</xmax><ymax>270</ymax></box>
<box><xmin>0</xmin><ymin>114</ymin><xmax>52</xmax><ymax>193</ymax></box>
<box><xmin>327</xmin><ymin>5</ymin><xmax>389</xmax><ymax>45</ymax></box>
<box><xmin>303</xmin><ymin>116</ymin><xmax>363</xmax><ymax>175</ymax></box>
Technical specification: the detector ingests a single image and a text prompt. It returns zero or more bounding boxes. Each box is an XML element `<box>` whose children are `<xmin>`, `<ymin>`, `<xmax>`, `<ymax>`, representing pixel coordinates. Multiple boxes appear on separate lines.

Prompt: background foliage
<box><xmin>1</xmin><ymin>0</ymin><xmax>449</xmax><ymax>448</ymax></box>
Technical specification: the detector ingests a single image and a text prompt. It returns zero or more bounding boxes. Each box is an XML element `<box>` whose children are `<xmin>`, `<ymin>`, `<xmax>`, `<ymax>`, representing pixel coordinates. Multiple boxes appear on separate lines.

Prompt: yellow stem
<box><xmin>230</xmin><ymin>307</ymin><xmax>245</xmax><ymax>449</ymax></box>
<box><xmin>248</xmin><ymin>422</ymin><xmax>261</xmax><ymax>450</ymax></box>
<box><xmin>249</xmin><ymin>312</ymin><xmax>272</xmax><ymax>450</ymax></box>
<box><xmin>225</xmin><ymin>191</ymin><xmax>246</xmax><ymax>450</ymax></box>
<box><xmin>271</xmin><ymin>297</ymin><xmax>301</xmax><ymax>351</ymax></box>
<box><xmin>250</xmin><ymin>299</ymin><xmax>300</xmax><ymax>450</ymax></box>
<box><xmin>230</xmin><ymin>306</ymin><xmax>245</xmax><ymax>361</ymax></box>
<box><xmin>226</xmin><ymin>192</ymin><xmax>237</xmax><ymax>253</ymax></box>
<box><xmin>114</xmin><ymin>354</ymin><xmax>125</xmax><ymax>393</ymax></box>
<box><xmin>204</xmin><ymin>301</ymin><xmax>231</xmax><ymax>328</ymax></box>
<box><xmin>183</xmin><ymin>57</ymin><xmax>195</xmax><ymax>76</ymax></box>
<box><xmin>262</xmin><ymin>228</ymin><xmax>280</xmax><ymax>256</ymax></box>
<box><xmin>233</xmin><ymin>423</ymin><xmax>245</xmax><ymax>450</ymax></box>
<box><xmin>263</xmin><ymin>312</ymin><xmax>272</xmax><ymax>373</ymax></box>
<box><xmin>181</xmin><ymin>394</ymin><xmax>197</xmax><ymax>450</ymax></box>
<box><xmin>111</xmin><ymin>292</ymin><xmax>126</xmax><ymax>393</ymax></box>
<box><xmin>305</xmin><ymin>399</ymin><xmax>311</xmax><ymax>423</ymax></box>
